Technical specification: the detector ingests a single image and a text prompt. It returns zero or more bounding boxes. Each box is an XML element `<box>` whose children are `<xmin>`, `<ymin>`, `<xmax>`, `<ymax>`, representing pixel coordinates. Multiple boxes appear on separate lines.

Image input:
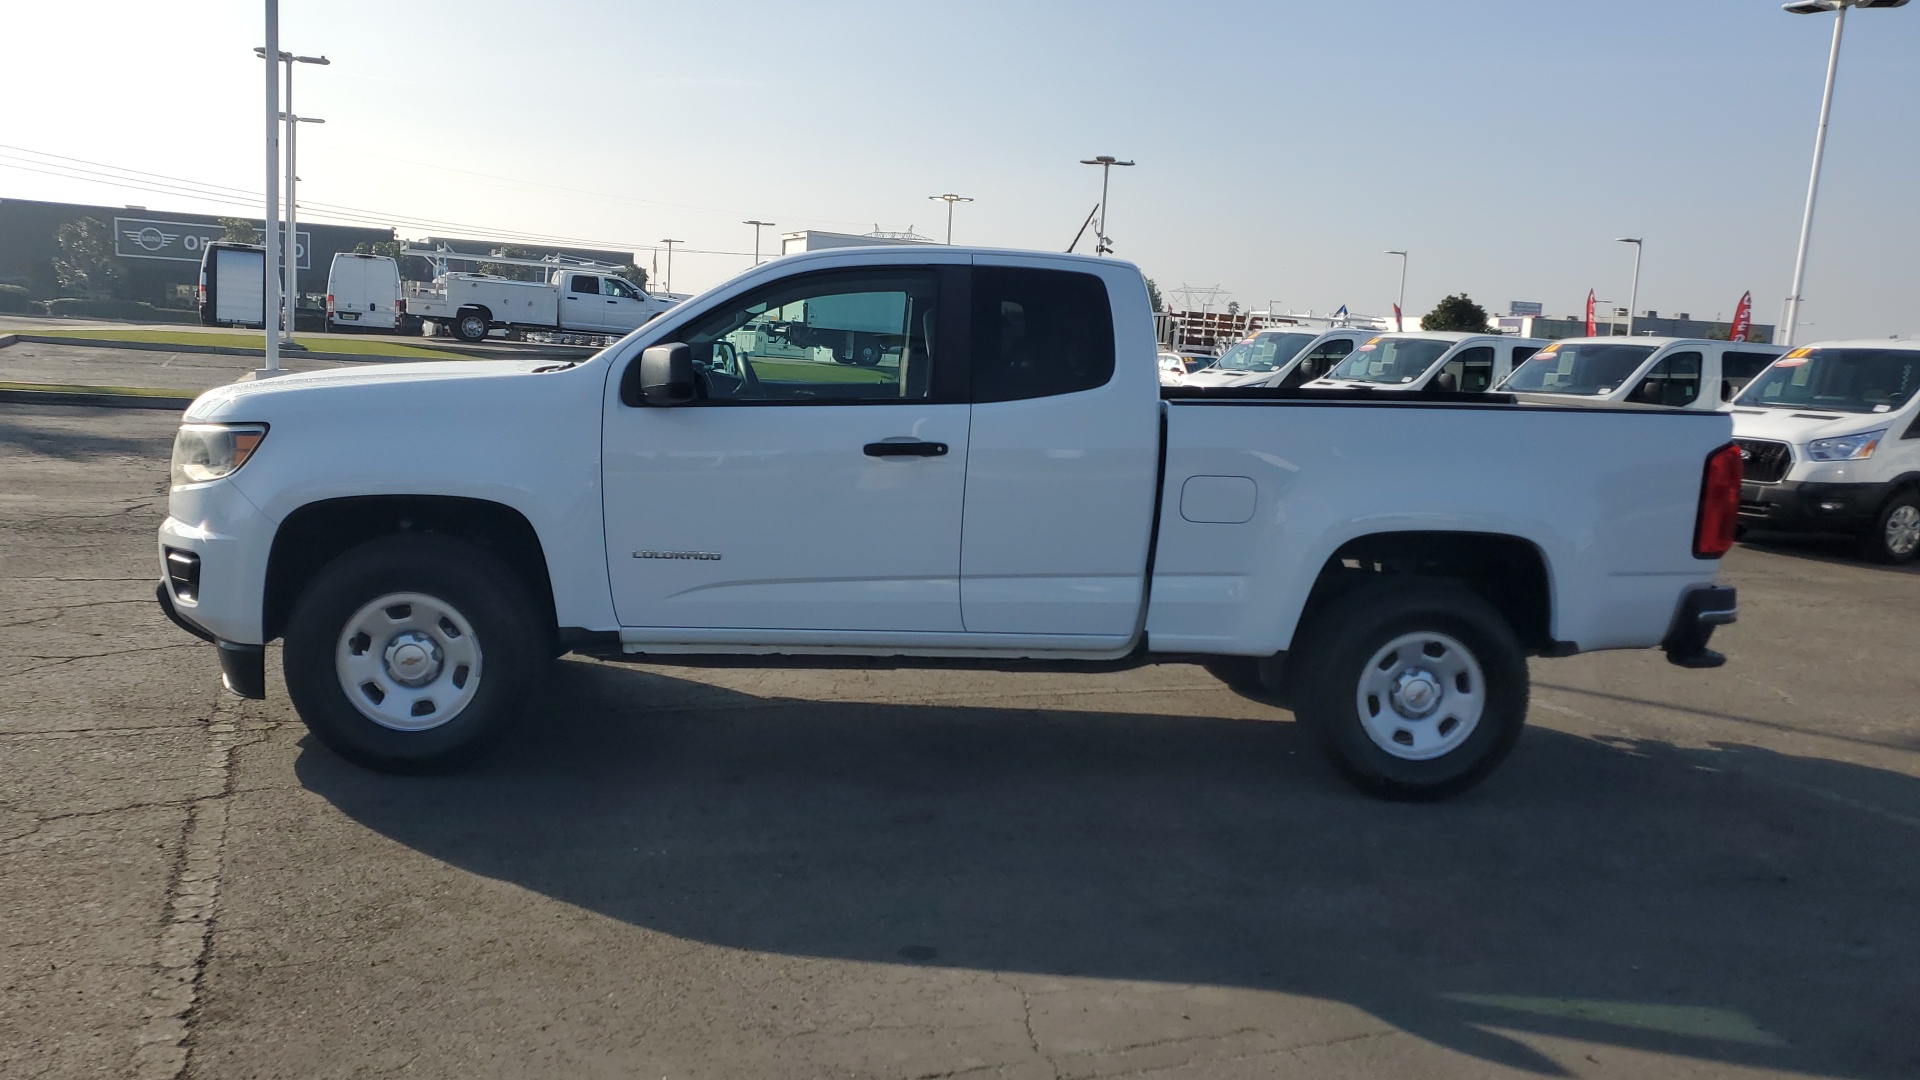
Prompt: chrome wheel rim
<box><xmin>1886</xmin><ymin>505</ymin><xmax>1920</xmax><ymax>557</ymax></box>
<box><xmin>335</xmin><ymin>591</ymin><xmax>482</xmax><ymax>732</ymax></box>
<box><xmin>1354</xmin><ymin>631</ymin><xmax>1484</xmax><ymax>761</ymax></box>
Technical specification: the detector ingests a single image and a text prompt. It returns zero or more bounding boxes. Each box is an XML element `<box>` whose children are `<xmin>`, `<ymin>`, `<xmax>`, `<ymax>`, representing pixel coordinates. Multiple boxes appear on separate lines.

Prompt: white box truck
<box><xmin>197</xmin><ymin>243</ymin><xmax>267</xmax><ymax>329</ymax></box>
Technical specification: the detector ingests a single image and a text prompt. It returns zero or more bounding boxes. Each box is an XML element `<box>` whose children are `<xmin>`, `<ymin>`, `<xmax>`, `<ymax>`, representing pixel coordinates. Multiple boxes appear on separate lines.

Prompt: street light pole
<box><xmin>1079</xmin><ymin>156</ymin><xmax>1135</xmax><ymax>255</ymax></box>
<box><xmin>928</xmin><ymin>193</ymin><xmax>973</xmax><ymax>244</ymax></box>
<box><xmin>256</xmin><ymin>46</ymin><xmax>327</xmax><ymax>345</ymax></box>
<box><xmin>1616</xmin><ymin>237</ymin><xmax>1643</xmax><ymax>337</ymax></box>
<box><xmin>743</xmin><ymin>220</ymin><xmax>774</xmax><ymax>265</ymax></box>
<box><xmin>260</xmin><ymin>1</ymin><xmax>280</xmax><ymax>374</ymax></box>
<box><xmin>1385</xmin><ymin>251</ymin><xmax>1407</xmax><ymax>329</ymax></box>
<box><xmin>658</xmin><ymin>239</ymin><xmax>682</xmax><ymax>293</ymax></box>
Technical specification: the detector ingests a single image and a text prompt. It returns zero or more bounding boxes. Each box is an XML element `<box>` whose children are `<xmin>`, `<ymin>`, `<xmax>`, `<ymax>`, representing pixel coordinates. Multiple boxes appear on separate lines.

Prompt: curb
<box><xmin>0</xmin><ymin>388</ymin><xmax>195</xmax><ymax>411</ymax></box>
<box><xmin>0</xmin><ymin>334</ymin><xmax>16</xmax><ymax>349</ymax></box>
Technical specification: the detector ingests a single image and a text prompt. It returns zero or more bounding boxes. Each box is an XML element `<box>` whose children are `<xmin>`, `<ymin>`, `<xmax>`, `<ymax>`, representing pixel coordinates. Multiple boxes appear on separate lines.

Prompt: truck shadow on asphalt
<box><xmin>1739</xmin><ymin>532</ymin><xmax>1920</xmax><ymax>575</ymax></box>
<box><xmin>296</xmin><ymin>661</ymin><xmax>1920</xmax><ymax>1079</ymax></box>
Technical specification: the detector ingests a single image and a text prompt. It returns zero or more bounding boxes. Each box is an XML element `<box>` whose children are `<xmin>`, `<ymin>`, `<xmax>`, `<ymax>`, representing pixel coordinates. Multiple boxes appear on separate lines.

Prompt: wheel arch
<box><xmin>264</xmin><ymin>495</ymin><xmax>557</xmax><ymax>645</ymax></box>
<box><xmin>1294</xmin><ymin>530</ymin><xmax>1557</xmax><ymax>655</ymax></box>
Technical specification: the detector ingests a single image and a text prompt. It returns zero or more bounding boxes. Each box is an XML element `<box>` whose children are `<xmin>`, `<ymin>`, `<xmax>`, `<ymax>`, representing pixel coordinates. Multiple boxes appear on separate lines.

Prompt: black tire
<box><xmin>283</xmin><ymin>535</ymin><xmax>545</xmax><ymax>772</ymax></box>
<box><xmin>453</xmin><ymin>311</ymin><xmax>489</xmax><ymax>342</ymax></box>
<box><xmin>1856</xmin><ymin>491</ymin><xmax>1920</xmax><ymax>564</ymax></box>
<box><xmin>1290</xmin><ymin>578</ymin><xmax>1527</xmax><ymax>801</ymax></box>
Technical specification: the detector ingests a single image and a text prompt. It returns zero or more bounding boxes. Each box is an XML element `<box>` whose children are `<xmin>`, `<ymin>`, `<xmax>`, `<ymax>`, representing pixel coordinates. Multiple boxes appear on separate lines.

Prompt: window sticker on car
<box><xmin>1776</xmin><ymin>358</ymin><xmax>1809</xmax><ymax>368</ymax></box>
<box><xmin>1786</xmin><ymin>347</ymin><xmax>1812</xmax><ymax>359</ymax></box>
<box><xmin>1357</xmin><ymin>344</ymin><xmax>1377</xmax><ymax>352</ymax></box>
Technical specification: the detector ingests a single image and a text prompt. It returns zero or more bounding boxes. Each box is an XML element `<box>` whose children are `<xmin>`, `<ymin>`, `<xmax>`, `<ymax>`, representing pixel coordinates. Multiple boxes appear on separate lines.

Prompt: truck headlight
<box><xmin>1806</xmin><ymin>429</ymin><xmax>1883</xmax><ymax>462</ymax></box>
<box><xmin>170</xmin><ymin>423</ymin><xmax>268</xmax><ymax>488</ymax></box>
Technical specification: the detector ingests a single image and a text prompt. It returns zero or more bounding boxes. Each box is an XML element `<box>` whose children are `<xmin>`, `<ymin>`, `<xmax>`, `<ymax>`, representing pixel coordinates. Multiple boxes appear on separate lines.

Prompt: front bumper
<box><xmin>1661</xmin><ymin>584</ymin><xmax>1737</xmax><ymax>669</ymax></box>
<box><xmin>155</xmin><ymin>581</ymin><xmax>265</xmax><ymax>699</ymax></box>
<box><xmin>1738</xmin><ymin>479</ymin><xmax>1885</xmax><ymax>534</ymax></box>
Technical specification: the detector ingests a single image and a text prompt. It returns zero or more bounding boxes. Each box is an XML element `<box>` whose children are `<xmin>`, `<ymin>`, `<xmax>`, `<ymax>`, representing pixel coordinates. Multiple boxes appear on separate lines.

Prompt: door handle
<box><xmin>864</xmin><ymin>440</ymin><xmax>948</xmax><ymax>458</ymax></box>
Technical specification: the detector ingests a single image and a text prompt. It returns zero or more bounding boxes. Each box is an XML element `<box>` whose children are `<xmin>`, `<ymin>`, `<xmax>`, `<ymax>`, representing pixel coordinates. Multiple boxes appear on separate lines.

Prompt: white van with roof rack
<box><xmin>1182</xmin><ymin>328</ymin><xmax>1376</xmax><ymax>389</ymax></box>
<box><xmin>1731</xmin><ymin>340</ymin><xmax>1920</xmax><ymax>562</ymax></box>
<box><xmin>1304</xmin><ymin>331</ymin><xmax>1547</xmax><ymax>393</ymax></box>
<box><xmin>1497</xmin><ymin>337</ymin><xmax>1786</xmax><ymax>410</ymax></box>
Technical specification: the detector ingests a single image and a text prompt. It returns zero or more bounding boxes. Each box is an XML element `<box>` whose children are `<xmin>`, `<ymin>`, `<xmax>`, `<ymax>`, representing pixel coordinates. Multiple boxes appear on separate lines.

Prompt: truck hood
<box><xmin>1183</xmin><ymin>368</ymin><xmax>1272</xmax><ymax>388</ymax></box>
<box><xmin>1729</xmin><ymin>406</ymin><xmax>1889</xmax><ymax>446</ymax></box>
<box><xmin>184</xmin><ymin>359</ymin><xmax>570</xmax><ymax>421</ymax></box>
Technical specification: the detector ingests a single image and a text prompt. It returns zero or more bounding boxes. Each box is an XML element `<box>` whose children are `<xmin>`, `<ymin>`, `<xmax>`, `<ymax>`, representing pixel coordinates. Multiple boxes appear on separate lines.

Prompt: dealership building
<box><xmin>0</xmin><ymin>197</ymin><xmax>638</xmax><ymax>309</ymax></box>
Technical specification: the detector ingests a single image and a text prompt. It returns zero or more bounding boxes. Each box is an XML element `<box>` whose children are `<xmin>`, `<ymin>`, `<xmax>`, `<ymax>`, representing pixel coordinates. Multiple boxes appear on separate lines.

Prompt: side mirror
<box><xmin>628</xmin><ymin>343</ymin><xmax>695</xmax><ymax>406</ymax></box>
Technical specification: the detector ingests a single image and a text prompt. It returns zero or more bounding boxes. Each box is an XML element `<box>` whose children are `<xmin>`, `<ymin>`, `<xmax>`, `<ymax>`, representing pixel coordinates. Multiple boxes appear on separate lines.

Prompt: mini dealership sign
<box><xmin>113</xmin><ymin>216</ymin><xmax>310</xmax><ymax>269</ymax></box>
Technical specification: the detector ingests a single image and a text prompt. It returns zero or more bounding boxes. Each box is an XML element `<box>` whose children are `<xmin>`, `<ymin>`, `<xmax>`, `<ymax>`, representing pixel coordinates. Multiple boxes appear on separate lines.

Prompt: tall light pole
<box><xmin>256</xmin><ymin>46</ymin><xmax>328</xmax><ymax>344</ymax></box>
<box><xmin>928</xmin><ymin>193</ymin><xmax>973</xmax><ymax>244</ymax></box>
<box><xmin>1079</xmin><ymin>156</ymin><xmax>1135</xmax><ymax>255</ymax></box>
<box><xmin>1778</xmin><ymin>0</ymin><xmax>1908</xmax><ymax>346</ymax></box>
<box><xmin>1616</xmin><ymin>237</ymin><xmax>1643</xmax><ymax>337</ymax></box>
<box><xmin>259</xmin><ymin>2</ymin><xmax>281</xmax><ymax>374</ymax></box>
<box><xmin>658</xmin><ymin>239</ymin><xmax>682</xmax><ymax>293</ymax></box>
<box><xmin>1385</xmin><ymin>250</ymin><xmax>1408</xmax><ymax>330</ymax></box>
<box><xmin>743</xmin><ymin>220</ymin><xmax>774</xmax><ymax>265</ymax></box>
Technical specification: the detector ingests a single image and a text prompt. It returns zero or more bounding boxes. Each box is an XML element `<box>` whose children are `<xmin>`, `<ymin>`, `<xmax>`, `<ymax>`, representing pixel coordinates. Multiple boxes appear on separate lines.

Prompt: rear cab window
<box><xmin>970</xmin><ymin>267</ymin><xmax>1115</xmax><ymax>402</ymax></box>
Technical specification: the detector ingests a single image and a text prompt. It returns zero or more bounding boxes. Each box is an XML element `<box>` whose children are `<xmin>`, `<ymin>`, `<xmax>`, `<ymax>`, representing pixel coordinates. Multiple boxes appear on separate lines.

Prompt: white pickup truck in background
<box><xmin>403</xmin><ymin>266</ymin><xmax>676</xmax><ymax>342</ymax></box>
<box><xmin>156</xmin><ymin>246</ymin><xmax>1741</xmax><ymax>800</ymax></box>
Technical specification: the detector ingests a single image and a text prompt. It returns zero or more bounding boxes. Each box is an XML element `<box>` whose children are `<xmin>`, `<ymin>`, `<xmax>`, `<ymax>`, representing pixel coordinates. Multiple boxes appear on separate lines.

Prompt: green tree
<box><xmin>618</xmin><ymin>263</ymin><xmax>650</xmax><ymax>291</ymax></box>
<box><xmin>53</xmin><ymin>217</ymin><xmax>124</xmax><ymax>300</ymax></box>
<box><xmin>1143</xmin><ymin>277</ymin><xmax>1164</xmax><ymax>313</ymax></box>
<box><xmin>219</xmin><ymin>217</ymin><xmax>262</xmax><ymax>245</ymax></box>
<box><xmin>1420</xmin><ymin>293</ymin><xmax>1491</xmax><ymax>333</ymax></box>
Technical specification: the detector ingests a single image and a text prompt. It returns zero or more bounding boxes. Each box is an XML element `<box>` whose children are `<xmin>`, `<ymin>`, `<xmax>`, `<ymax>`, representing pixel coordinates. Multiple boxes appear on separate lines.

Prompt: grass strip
<box><xmin>0</xmin><ymin>380</ymin><xmax>191</xmax><ymax>397</ymax></box>
<box><xmin>26</xmin><ymin>328</ymin><xmax>470</xmax><ymax>361</ymax></box>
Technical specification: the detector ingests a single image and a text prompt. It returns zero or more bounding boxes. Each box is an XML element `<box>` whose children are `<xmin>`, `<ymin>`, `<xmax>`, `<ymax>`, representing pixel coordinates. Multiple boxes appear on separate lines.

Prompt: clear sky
<box><xmin>4</xmin><ymin>0</ymin><xmax>1916</xmax><ymax>337</ymax></box>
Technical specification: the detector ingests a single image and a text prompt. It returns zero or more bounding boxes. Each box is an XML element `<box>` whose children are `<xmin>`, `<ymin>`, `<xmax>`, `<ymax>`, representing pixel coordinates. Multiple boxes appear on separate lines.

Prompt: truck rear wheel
<box><xmin>453</xmin><ymin>311</ymin><xmax>490</xmax><ymax>342</ymax></box>
<box><xmin>1291</xmin><ymin>578</ymin><xmax>1526</xmax><ymax>801</ymax></box>
<box><xmin>283</xmin><ymin>535</ymin><xmax>545</xmax><ymax>772</ymax></box>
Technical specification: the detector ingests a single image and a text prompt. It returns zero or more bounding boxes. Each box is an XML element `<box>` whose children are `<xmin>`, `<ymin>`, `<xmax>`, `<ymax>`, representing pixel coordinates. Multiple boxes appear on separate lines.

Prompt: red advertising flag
<box><xmin>1393</xmin><ymin>303</ymin><xmax>1403</xmax><ymax>332</ymax></box>
<box><xmin>1586</xmin><ymin>290</ymin><xmax>1597</xmax><ymax>337</ymax></box>
<box><xmin>1730</xmin><ymin>291</ymin><xmax>1752</xmax><ymax>342</ymax></box>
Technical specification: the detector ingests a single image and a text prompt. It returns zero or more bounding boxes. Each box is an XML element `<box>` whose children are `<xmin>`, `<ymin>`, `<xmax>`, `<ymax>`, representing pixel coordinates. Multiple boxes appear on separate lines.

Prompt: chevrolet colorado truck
<box><xmin>157</xmin><ymin>246</ymin><xmax>1741</xmax><ymax>799</ymax></box>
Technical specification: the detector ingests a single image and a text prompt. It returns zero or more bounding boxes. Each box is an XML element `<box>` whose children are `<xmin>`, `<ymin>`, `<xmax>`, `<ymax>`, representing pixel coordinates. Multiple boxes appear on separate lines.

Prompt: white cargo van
<box><xmin>326</xmin><ymin>253</ymin><xmax>403</xmax><ymax>332</ymax></box>
<box><xmin>1306</xmin><ymin>332</ymin><xmax>1546</xmax><ymax>393</ymax></box>
<box><xmin>1498</xmin><ymin>337</ymin><xmax>1786</xmax><ymax>410</ymax></box>
<box><xmin>1731</xmin><ymin>340</ymin><xmax>1920</xmax><ymax>562</ymax></box>
<box><xmin>197</xmin><ymin>243</ymin><xmax>266</xmax><ymax>329</ymax></box>
<box><xmin>1183</xmin><ymin>328</ymin><xmax>1375</xmax><ymax>389</ymax></box>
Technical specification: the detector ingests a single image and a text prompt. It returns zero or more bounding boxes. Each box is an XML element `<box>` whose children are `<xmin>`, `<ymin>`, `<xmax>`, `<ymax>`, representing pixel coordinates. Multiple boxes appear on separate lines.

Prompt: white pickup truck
<box><xmin>403</xmin><ymin>268</ymin><xmax>675</xmax><ymax>342</ymax></box>
<box><xmin>156</xmin><ymin>247</ymin><xmax>1742</xmax><ymax>800</ymax></box>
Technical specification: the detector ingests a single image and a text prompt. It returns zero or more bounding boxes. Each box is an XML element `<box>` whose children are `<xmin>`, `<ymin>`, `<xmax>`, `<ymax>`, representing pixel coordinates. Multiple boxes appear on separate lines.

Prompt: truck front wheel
<box><xmin>283</xmin><ymin>535</ymin><xmax>545</xmax><ymax>772</ymax></box>
<box><xmin>1291</xmin><ymin>579</ymin><xmax>1527</xmax><ymax>801</ymax></box>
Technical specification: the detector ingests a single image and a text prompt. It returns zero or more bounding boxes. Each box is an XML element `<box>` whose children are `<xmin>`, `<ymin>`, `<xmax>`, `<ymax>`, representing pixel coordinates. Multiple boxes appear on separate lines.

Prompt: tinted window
<box><xmin>1439</xmin><ymin>346</ymin><xmax>1496</xmax><ymax>392</ymax></box>
<box><xmin>670</xmin><ymin>269</ymin><xmax>941</xmax><ymax>403</ymax></box>
<box><xmin>971</xmin><ymin>268</ymin><xmax>1115</xmax><ymax>403</ymax></box>
<box><xmin>1721</xmin><ymin>350</ymin><xmax>1779</xmax><ymax>398</ymax></box>
<box><xmin>1633</xmin><ymin>351</ymin><xmax>1702</xmax><ymax>407</ymax></box>
<box><xmin>569</xmin><ymin>275</ymin><xmax>600</xmax><ymax>295</ymax></box>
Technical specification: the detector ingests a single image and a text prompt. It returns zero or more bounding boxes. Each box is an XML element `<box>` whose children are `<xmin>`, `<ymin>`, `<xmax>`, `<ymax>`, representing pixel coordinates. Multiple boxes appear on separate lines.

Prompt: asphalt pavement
<box><xmin>2</xmin><ymin>402</ymin><xmax>1917</xmax><ymax>1080</ymax></box>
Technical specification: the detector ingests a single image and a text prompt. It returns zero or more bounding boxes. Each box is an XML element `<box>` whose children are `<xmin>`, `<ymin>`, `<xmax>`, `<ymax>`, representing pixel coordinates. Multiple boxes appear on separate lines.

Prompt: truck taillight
<box><xmin>1695</xmin><ymin>442</ymin><xmax>1743</xmax><ymax>558</ymax></box>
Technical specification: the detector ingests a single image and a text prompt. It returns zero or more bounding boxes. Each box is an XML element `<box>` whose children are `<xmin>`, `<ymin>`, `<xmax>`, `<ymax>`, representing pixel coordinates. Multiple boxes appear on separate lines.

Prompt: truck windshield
<box><xmin>1500</xmin><ymin>342</ymin><xmax>1656</xmax><ymax>395</ymax></box>
<box><xmin>1327</xmin><ymin>338</ymin><xmax>1452</xmax><ymax>384</ymax></box>
<box><xmin>1215</xmin><ymin>332</ymin><xmax>1316</xmax><ymax>373</ymax></box>
<box><xmin>1735</xmin><ymin>348</ymin><xmax>1920</xmax><ymax>414</ymax></box>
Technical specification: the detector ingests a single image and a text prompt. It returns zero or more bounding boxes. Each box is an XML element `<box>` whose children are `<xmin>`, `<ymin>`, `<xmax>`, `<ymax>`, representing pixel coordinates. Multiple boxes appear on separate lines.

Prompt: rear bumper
<box><xmin>1661</xmin><ymin>584</ymin><xmax>1736</xmax><ymax>669</ymax></box>
<box><xmin>1738</xmin><ymin>480</ymin><xmax>1884</xmax><ymax>534</ymax></box>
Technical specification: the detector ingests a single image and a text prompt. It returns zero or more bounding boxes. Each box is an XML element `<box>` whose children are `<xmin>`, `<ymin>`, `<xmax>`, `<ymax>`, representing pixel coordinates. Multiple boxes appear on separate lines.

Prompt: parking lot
<box><xmin>4</xmin><ymin>399</ymin><xmax>1918</xmax><ymax>1080</ymax></box>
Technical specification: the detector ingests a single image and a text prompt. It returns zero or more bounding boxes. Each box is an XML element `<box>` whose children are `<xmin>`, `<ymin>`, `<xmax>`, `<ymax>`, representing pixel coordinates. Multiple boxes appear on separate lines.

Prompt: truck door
<box><xmin>601</xmin><ymin>276</ymin><xmax>653</xmax><ymax>332</ymax></box>
<box><xmin>603</xmin><ymin>265</ymin><xmax>971</xmax><ymax>633</ymax></box>
<box><xmin>959</xmin><ymin>260</ymin><xmax>1160</xmax><ymax>638</ymax></box>
<box><xmin>561</xmin><ymin>274</ymin><xmax>608</xmax><ymax>331</ymax></box>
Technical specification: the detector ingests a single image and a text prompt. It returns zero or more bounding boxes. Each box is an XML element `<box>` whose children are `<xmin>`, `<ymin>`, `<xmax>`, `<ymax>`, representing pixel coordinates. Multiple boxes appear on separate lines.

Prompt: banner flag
<box><xmin>1585</xmin><ymin>290</ymin><xmax>1597</xmax><ymax>337</ymax></box>
<box><xmin>1730</xmin><ymin>291</ymin><xmax>1752</xmax><ymax>342</ymax></box>
<box><xmin>1393</xmin><ymin>303</ymin><xmax>1403</xmax><ymax>332</ymax></box>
